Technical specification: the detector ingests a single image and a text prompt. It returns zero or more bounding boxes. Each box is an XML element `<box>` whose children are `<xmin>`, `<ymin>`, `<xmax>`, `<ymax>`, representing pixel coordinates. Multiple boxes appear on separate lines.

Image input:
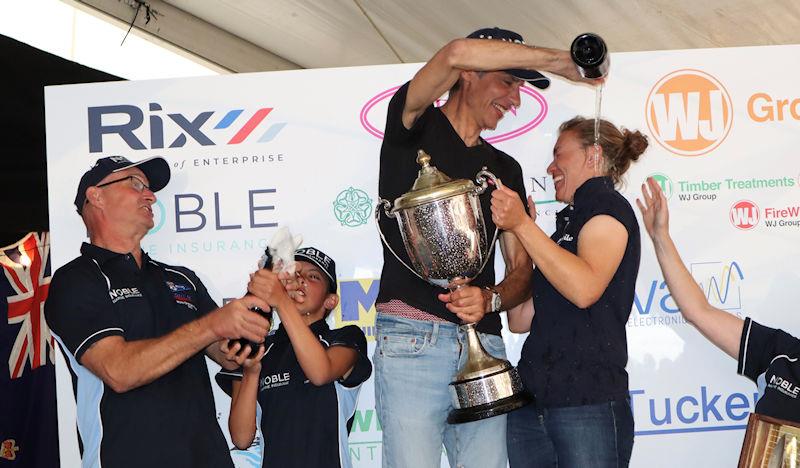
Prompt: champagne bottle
<box><xmin>571</xmin><ymin>33</ymin><xmax>609</xmax><ymax>79</ymax></box>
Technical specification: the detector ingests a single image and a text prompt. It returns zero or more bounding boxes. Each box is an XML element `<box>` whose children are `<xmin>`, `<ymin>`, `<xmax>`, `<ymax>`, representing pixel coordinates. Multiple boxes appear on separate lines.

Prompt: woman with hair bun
<box><xmin>491</xmin><ymin>116</ymin><xmax>649</xmax><ymax>468</ymax></box>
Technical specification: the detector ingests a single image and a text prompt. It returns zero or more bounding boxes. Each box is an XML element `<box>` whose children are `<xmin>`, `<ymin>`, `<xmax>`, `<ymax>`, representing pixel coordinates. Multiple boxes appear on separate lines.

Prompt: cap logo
<box><xmin>476</xmin><ymin>34</ymin><xmax>524</xmax><ymax>45</ymax></box>
<box><xmin>109</xmin><ymin>156</ymin><xmax>128</xmax><ymax>164</ymax></box>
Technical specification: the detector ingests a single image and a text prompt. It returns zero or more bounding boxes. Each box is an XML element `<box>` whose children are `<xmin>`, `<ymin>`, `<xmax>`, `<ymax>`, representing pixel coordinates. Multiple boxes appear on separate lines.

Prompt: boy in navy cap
<box><xmin>218</xmin><ymin>246</ymin><xmax>372</xmax><ymax>468</ymax></box>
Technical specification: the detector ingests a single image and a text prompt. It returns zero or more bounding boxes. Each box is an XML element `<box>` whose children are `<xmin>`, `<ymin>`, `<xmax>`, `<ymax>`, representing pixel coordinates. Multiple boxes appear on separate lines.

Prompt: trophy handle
<box><xmin>375</xmin><ymin>199</ymin><xmax>429</xmax><ymax>284</ymax></box>
<box><xmin>474</xmin><ymin>167</ymin><xmax>499</xmax><ymax>195</ymax></box>
<box><xmin>472</xmin><ymin>167</ymin><xmax>501</xmax><ymax>280</ymax></box>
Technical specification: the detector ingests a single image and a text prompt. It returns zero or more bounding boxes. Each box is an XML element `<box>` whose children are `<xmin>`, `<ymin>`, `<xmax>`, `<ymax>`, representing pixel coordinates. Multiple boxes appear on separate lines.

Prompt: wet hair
<box><xmin>558</xmin><ymin>116</ymin><xmax>649</xmax><ymax>185</ymax></box>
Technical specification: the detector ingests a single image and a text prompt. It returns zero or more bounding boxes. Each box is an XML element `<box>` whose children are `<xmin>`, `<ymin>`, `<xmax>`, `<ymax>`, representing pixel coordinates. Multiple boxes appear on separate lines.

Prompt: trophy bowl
<box><xmin>376</xmin><ymin>149</ymin><xmax>532</xmax><ymax>424</ymax></box>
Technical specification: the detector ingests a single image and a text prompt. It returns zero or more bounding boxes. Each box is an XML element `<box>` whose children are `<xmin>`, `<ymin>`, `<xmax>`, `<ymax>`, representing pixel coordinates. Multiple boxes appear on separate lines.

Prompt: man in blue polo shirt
<box><xmin>45</xmin><ymin>155</ymin><xmax>272</xmax><ymax>468</ymax></box>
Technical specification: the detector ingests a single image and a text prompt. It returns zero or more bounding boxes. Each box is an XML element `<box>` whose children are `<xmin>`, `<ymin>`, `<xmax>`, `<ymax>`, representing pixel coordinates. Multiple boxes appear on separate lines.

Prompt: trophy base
<box><xmin>447</xmin><ymin>392</ymin><xmax>532</xmax><ymax>424</ymax></box>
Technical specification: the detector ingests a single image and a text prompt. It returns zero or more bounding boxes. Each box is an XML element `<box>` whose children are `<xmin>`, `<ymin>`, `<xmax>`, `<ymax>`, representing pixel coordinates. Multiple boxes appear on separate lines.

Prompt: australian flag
<box><xmin>0</xmin><ymin>232</ymin><xmax>59</xmax><ymax>466</ymax></box>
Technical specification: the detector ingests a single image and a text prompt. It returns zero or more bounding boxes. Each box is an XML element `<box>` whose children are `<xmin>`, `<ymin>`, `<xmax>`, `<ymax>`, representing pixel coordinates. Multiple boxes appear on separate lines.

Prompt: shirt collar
<box><xmin>572</xmin><ymin>176</ymin><xmax>615</xmax><ymax>208</ymax></box>
<box><xmin>80</xmin><ymin>242</ymin><xmax>151</xmax><ymax>267</ymax></box>
<box><xmin>276</xmin><ymin>318</ymin><xmax>330</xmax><ymax>338</ymax></box>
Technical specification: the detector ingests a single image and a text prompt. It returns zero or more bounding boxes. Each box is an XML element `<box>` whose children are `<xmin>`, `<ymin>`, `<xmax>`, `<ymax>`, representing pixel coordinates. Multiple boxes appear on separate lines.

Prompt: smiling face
<box><xmin>463</xmin><ymin>71</ymin><xmax>523</xmax><ymax>131</ymax></box>
<box><xmin>547</xmin><ymin>130</ymin><xmax>599</xmax><ymax>204</ymax></box>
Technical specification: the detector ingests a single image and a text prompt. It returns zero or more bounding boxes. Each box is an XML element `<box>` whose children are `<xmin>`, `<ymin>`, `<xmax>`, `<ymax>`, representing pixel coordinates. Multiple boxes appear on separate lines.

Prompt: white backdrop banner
<box><xmin>46</xmin><ymin>44</ymin><xmax>800</xmax><ymax>467</ymax></box>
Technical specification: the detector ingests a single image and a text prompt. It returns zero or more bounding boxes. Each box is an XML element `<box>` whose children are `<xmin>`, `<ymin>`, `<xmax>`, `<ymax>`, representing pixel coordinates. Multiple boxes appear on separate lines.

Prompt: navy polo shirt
<box><xmin>216</xmin><ymin>319</ymin><xmax>372</xmax><ymax>468</ymax></box>
<box><xmin>518</xmin><ymin>176</ymin><xmax>641</xmax><ymax>407</ymax></box>
<box><xmin>739</xmin><ymin>317</ymin><xmax>800</xmax><ymax>423</ymax></box>
<box><xmin>44</xmin><ymin>243</ymin><xmax>232</xmax><ymax>468</ymax></box>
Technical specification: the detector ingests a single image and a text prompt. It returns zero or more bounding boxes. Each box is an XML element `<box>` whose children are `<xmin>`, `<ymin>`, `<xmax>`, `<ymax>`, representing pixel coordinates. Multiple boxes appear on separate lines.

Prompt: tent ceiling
<box><xmin>74</xmin><ymin>0</ymin><xmax>800</xmax><ymax>72</ymax></box>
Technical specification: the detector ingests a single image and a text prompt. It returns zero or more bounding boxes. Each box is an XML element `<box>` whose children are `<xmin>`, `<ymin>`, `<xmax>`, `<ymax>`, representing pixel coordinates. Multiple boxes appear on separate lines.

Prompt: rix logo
<box><xmin>730</xmin><ymin>200</ymin><xmax>760</xmax><ymax>230</ymax></box>
<box><xmin>332</xmin><ymin>279</ymin><xmax>378</xmax><ymax>342</ymax></box>
<box><xmin>645</xmin><ymin>70</ymin><xmax>733</xmax><ymax>157</ymax></box>
<box><xmin>88</xmin><ymin>103</ymin><xmax>287</xmax><ymax>153</ymax></box>
<box><xmin>360</xmin><ymin>85</ymin><xmax>548</xmax><ymax>144</ymax></box>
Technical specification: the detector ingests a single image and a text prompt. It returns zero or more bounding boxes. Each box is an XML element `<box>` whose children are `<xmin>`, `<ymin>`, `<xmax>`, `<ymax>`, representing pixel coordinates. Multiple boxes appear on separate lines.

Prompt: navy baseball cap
<box><xmin>74</xmin><ymin>156</ymin><xmax>171</xmax><ymax>214</ymax></box>
<box><xmin>467</xmin><ymin>27</ymin><xmax>551</xmax><ymax>90</ymax></box>
<box><xmin>294</xmin><ymin>247</ymin><xmax>337</xmax><ymax>294</ymax></box>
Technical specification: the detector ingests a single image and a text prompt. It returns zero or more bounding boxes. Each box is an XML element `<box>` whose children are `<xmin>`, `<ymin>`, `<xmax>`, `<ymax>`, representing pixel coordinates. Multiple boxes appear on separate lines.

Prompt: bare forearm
<box><xmin>495</xmin><ymin>260</ymin><xmax>532</xmax><ymax>310</ymax></box>
<box><xmin>651</xmin><ymin>231</ymin><xmax>743</xmax><ymax>358</ymax></box>
<box><xmin>93</xmin><ymin>315</ymin><xmax>219</xmax><ymax>393</ymax></box>
<box><xmin>274</xmin><ymin>300</ymin><xmax>337</xmax><ymax>385</ymax></box>
<box><xmin>448</xmin><ymin>38</ymin><xmax>564</xmax><ymax>75</ymax></box>
<box><xmin>511</xmin><ymin>218</ymin><xmax>603</xmax><ymax>307</ymax></box>
<box><xmin>229</xmin><ymin>376</ymin><xmax>259</xmax><ymax>449</ymax></box>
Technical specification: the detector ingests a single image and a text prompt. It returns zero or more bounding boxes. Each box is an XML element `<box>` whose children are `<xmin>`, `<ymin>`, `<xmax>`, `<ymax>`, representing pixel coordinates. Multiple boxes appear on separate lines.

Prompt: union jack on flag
<box><xmin>2</xmin><ymin>232</ymin><xmax>55</xmax><ymax>379</ymax></box>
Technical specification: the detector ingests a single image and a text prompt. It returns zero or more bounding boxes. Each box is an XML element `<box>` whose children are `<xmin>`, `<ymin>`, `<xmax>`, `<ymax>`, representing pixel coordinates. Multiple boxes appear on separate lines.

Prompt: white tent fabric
<box><xmin>71</xmin><ymin>0</ymin><xmax>800</xmax><ymax>72</ymax></box>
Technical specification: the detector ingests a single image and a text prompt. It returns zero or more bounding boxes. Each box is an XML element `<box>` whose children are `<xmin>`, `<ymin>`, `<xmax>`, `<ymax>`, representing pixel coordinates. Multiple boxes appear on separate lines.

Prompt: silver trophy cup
<box><xmin>376</xmin><ymin>150</ymin><xmax>531</xmax><ymax>423</ymax></box>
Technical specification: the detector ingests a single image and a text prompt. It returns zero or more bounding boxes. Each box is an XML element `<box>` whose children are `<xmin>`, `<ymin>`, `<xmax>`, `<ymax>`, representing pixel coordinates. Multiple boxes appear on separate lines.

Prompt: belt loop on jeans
<box><xmin>430</xmin><ymin>322</ymin><xmax>439</xmax><ymax>345</ymax></box>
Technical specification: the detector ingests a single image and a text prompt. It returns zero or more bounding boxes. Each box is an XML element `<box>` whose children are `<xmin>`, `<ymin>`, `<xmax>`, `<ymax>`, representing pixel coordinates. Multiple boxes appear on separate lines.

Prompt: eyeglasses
<box><xmin>95</xmin><ymin>175</ymin><xmax>150</xmax><ymax>193</ymax></box>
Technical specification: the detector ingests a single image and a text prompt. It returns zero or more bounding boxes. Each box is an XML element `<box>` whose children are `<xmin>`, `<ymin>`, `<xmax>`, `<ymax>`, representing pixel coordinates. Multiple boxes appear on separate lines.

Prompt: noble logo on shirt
<box><xmin>768</xmin><ymin>373</ymin><xmax>800</xmax><ymax>399</ymax></box>
<box><xmin>260</xmin><ymin>372</ymin><xmax>291</xmax><ymax>390</ymax></box>
<box><xmin>109</xmin><ymin>287</ymin><xmax>143</xmax><ymax>303</ymax></box>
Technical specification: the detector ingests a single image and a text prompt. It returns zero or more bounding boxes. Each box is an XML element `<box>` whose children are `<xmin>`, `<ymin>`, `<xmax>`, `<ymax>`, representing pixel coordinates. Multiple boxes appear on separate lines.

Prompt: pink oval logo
<box><xmin>360</xmin><ymin>85</ymin><xmax>548</xmax><ymax>144</ymax></box>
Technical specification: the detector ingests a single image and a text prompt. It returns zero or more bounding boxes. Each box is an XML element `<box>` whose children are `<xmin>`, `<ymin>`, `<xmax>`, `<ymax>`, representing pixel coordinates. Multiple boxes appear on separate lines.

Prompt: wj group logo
<box><xmin>730</xmin><ymin>200</ymin><xmax>760</xmax><ymax>230</ymax></box>
<box><xmin>360</xmin><ymin>85</ymin><xmax>548</xmax><ymax>144</ymax></box>
<box><xmin>645</xmin><ymin>70</ymin><xmax>733</xmax><ymax>157</ymax></box>
<box><xmin>333</xmin><ymin>187</ymin><xmax>373</xmax><ymax>227</ymax></box>
<box><xmin>88</xmin><ymin>103</ymin><xmax>287</xmax><ymax>152</ymax></box>
<box><xmin>649</xmin><ymin>173</ymin><xmax>674</xmax><ymax>199</ymax></box>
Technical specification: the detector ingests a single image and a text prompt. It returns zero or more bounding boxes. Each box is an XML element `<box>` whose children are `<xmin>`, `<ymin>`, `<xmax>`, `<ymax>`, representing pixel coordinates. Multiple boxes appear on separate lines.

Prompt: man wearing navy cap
<box><xmin>375</xmin><ymin>27</ymin><xmax>600</xmax><ymax>467</ymax></box>
<box><xmin>45</xmin><ymin>155</ymin><xmax>272</xmax><ymax>468</ymax></box>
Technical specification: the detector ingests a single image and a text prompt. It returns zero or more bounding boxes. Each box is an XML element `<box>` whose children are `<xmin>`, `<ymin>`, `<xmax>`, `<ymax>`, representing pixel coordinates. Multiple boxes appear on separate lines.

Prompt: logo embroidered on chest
<box><xmin>166</xmin><ymin>281</ymin><xmax>197</xmax><ymax>310</ymax></box>
<box><xmin>109</xmin><ymin>287</ymin><xmax>143</xmax><ymax>303</ymax></box>
<box><xmin>769</xmin><ymin>373</ymin><xmax>800</xmax><ymax>399</ymax></box>
<box><xmin>260</xmin><ymin>372</ymin><xmax>291</xmax><ymax>391</ymax></box>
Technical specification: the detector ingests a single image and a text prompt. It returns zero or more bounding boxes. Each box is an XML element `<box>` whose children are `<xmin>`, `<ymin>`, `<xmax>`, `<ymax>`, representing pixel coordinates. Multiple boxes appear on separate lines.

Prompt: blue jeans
<box><xmin>507</xmin><ymin>399</ymin><xmax>634</xmax><ymax>468</ymax></box>
<box><xmin>374</xmin><ymin>314</ymin><xmax>508</xmax><ymax>468</ymax></box>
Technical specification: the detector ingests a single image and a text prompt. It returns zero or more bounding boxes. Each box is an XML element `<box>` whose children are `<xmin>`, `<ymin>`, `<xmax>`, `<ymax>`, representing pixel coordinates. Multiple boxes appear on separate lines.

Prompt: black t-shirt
<box><xmin>44</xmin><ymin>243</ymin><xmax>232</xmax><ymax>468</ymax></box>
<box><xmin>216</xmin><ymin>320</ymin><xmax>371</xmax><ymax>468</ymax></box>
<box><xmin>377</xmin><ymin>82</ymin><xmax>528</xmax><ymax>335</ymax></box>
<box><xmin>739</xmin><ymin>317</ymin><xmax>800</xmax><ymax>423</ymax></box>
<box><xmin>519</xmin><ymin>177</ymin><xmax>641</xmax><ymax>407</ymax></box>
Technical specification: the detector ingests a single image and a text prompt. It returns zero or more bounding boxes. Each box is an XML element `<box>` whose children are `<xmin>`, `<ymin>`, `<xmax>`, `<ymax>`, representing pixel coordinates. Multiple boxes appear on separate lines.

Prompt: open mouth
<box><xmin>492</xmin><ymin>103</ymin><xmax>507</xmax><ymax>118</ymax></box>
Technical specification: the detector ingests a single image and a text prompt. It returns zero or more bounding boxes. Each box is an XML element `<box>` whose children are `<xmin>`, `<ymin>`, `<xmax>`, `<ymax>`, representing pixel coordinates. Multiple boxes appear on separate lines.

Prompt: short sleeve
<box><xmin>214</xmin><ymin>367</ymin><xmax>244</xmax><ymax>397</ymax></box>
<box><xmin>44</xmin><ymin>263</ymin><xmax>124</xmax><ymax>362</ymax></box>
<box><xmin>588</xmin><ymin>192</ymin><xmax>638</xmax><ymax>234</ymax></box>
<box><xmin>382</xmin><ymin>81</ymin><xmax>432</xmax><ymax>145</ymax></box>
<box><xmin>738</xmin><ymin>317</ymin><xmax>800</xmax><ymax>382</ymax></box>
<box><xmin>328</xmin><ymin>326</ymin><xmax>372</xmax><ymax>388</ymax></box>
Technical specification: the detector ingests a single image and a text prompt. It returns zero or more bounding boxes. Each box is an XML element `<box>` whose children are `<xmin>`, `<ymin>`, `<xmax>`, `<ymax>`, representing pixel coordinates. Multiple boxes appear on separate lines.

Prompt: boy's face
<box><xmin>289</xmin><ymin>260</ymin><xmax>335</xmax><ymax>316</ymax></box>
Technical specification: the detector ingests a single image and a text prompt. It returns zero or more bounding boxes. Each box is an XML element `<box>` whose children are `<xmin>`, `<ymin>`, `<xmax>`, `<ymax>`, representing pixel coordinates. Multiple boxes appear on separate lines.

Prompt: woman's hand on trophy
<box><xmin>248</xmin><ymin>269</ymin><xmax>291</xmax><ymax>308</ymax></box>
<box><xmin>491</xmin><ymin>183</ymin><xmax>535</xmax><ymax>232</ymax></box>
<box><xmin>439</xmin><ymin>282</ymin><xmax>489</xmax><ymax>323</ymax></box>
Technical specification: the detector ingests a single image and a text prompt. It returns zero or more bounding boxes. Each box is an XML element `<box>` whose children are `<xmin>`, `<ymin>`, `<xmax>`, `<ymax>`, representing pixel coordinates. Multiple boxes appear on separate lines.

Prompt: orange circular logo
<box><xmin>645</xmin><ymin>70</ymin><xmax>733</xmax><ymax>156</ymax></box>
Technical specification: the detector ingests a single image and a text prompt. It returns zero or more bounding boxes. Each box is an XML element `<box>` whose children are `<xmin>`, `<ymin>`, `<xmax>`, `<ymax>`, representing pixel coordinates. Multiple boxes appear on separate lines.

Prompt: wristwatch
<box><xmin>485</xmin><ymin>287</ymin><xmax>502</xmax><ymax>313</ymax></box>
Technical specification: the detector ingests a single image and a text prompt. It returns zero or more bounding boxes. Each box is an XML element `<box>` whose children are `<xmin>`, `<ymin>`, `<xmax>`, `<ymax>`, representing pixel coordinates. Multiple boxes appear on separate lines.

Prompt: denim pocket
<box><xmin>378</xmin><ymin>332</ymin><xmax>428</xmax><ymax>357</ymax></box>
<box><xmin>480</xmin><ymin>333</ymin><xmax>507</xmax><ymax>360</ymax></box>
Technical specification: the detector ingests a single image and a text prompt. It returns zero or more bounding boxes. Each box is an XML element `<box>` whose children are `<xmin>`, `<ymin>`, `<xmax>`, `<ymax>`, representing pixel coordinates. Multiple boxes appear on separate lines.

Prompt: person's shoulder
<box><xmin>327</xmin><ymin>325</ymin><xmax>367</xmax><ymax>344</ymax></box>
<box><xmin>51</xmin><ymin>255</ymin><xmax>98</xmax><ymax>284</ymax></box>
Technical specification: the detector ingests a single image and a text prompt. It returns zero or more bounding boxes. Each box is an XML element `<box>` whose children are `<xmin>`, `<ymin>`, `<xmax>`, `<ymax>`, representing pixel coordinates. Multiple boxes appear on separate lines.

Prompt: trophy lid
<box><xmin>393</xmin><ymin>150</ymin><xmax>477</xmax><ymax>211</ymax></box>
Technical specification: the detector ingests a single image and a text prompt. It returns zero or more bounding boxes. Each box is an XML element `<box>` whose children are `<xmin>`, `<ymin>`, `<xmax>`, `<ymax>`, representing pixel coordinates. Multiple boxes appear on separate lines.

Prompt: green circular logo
<box><xmin>650</xmin><ymin>173</ymin><xmax>674</xmax><ymax>200</ymax></box>
<box><xmin>333</xmin><ymin>187</ymin><xmax>372</xmax><ymax>227</ymax></box>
